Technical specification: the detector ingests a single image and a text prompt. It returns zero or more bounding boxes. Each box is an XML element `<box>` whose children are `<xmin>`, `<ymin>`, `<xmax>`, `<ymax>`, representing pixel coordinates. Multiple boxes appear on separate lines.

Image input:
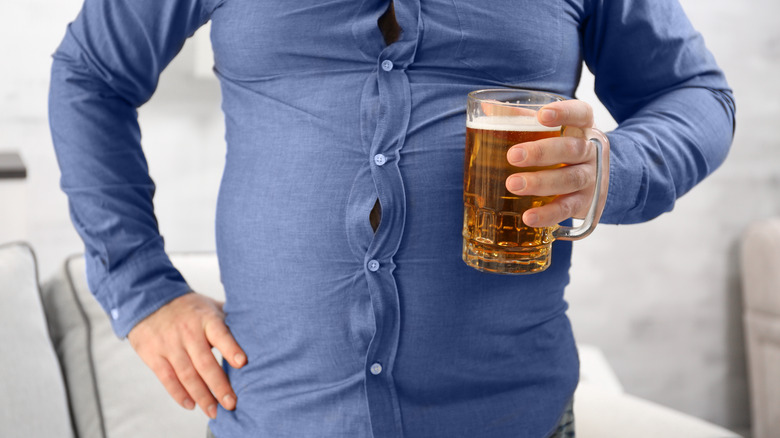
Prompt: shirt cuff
<box><xmin>599</xmin><ymin>131</ymin><xmax>646</xmax><ymax>225</ymax></box>
<box><xmin>87</xmin><ymin>241</ymin><xmax>193</xmax><ymax>338</ymax></box>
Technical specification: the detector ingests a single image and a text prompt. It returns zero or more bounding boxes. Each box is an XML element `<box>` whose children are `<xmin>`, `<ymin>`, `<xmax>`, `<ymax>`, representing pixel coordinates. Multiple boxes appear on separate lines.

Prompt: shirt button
<box><xmin>367</xmin><ymin>259</ymin><xmax>380</xmax><ymax>272</ymax></box>
<box><xmin>374</xmin><ymin>154</ymin><xmax>387</xmax><ymax>166</ymax></box>
<box><xmin>381</xmin><ymin>60</ymin><xmax>394</xmax><ymax>72</ymax></box>
<box><xmin>370</xmin><ymin>363</ymin><xmax>383</xmax><ymax>375</ymax></box>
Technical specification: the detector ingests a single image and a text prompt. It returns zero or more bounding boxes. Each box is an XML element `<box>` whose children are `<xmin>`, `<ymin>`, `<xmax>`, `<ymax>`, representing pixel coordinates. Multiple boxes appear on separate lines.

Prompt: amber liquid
<box><xmin>463</xmin><ymin>122</ymin><xmax>562</xmax><ymax>274</ymax></box>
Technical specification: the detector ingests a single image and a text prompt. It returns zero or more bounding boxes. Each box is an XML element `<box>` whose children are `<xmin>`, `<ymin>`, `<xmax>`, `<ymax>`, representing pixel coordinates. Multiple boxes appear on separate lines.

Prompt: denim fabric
<box><xmin>49</xmin><ymin>0</ymin><xmax>733</xmax><ymax>436</ymax></box>
<box><xmin>208</xmin><ymin>400</ymin><xmax>574</xmax><ymax>438</ymax></box>
<box><xmin>207</xmin><ymin>402</ymin><xmax>575</xmax><ymax>438</ymax></box>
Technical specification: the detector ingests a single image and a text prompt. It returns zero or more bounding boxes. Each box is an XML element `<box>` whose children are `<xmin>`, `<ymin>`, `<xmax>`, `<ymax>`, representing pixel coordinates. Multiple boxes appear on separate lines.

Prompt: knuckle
<box><xmin>562</xmin><ymin>106</ymin><xmax>573</xmax><ymax>120</ymax></box>
<box><xmin>174</xmin><ymin>322</ymin><xmax>194</xmax><ymax>341</ymax></box>
<box><xmin>193</xmin><ymin>351</ymin><xmax>217</xmax><ymax>371</ymax></box>
<box><xmin>155</xmin><ymin>366</ymin><xmax>177</xmax><ymax>385</ymax></box>
<box><xmin>206</xmin><ymin>319</ymin><xmax>230</xmax><ymax>338</ymax></box>
<box><xmin>555</xmin><ymin>104</ymin><xmax>570</xmax><ymax>120</ymax></box>
<box><xmin>206</xmin><ymin>322</ymin><xmax>238</xmax><ymax>351</ymax></box>
<box><xmin>558</xmin><ymin>198</ymin><xmax>576</xmax><ymax>218</ymax></box>
<box><xmin>528</xmin><ymin>142</ymin><xmax>544</xmax><ymax>162</ymax></box>
<box><xmin>160</xmin><ymin>372</ymin><xmax>179</xmax><ymax>388</ymax></box>
<box><xmin>567</xmin><ymin>137</ymin><xmax>588</xmax><ymax>161</ymax></box>
<box><xmin>177</xmin><ymin>366</ymin><xmax>199</xmax><ymax>383</ymax></box>
<box><xmin>569</xmin><ymin>195</ymin><xmax>587</xmax><ymax>218</ymax></box>
<box><xmin>573</xmin><ymin>101</ymin><xmax>590</xmax><ymax>122</ymax></box>
<box><xmin>524</xmin><ymin>174</ymin><xmax>541</xmax><ymax>192</ymax></box>
<box><xmin>195</xmin><ymin>392</ymin><xmax>216</xmax><ymax>407</ymax></box>
<box><xmin>211</xmin><ymin>380</ymin><xmax>232</xmax><ymax>398</ymax></box>
<box><xmin>566</xmin><ymin>167</ymin><xmax>589</xmax><ymax>190</ymax></box>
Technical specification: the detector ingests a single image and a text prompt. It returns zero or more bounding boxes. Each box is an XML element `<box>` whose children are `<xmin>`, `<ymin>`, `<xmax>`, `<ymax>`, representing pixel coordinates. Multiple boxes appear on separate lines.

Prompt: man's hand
<box><xmin>505</xmin><ymin>99</ymin><xmax>610</xmax><ymax>228</ymax></box>
<box><xmin>127</xmin><ymin>292</ymin><xmax>246</xmax><ymax>419</ymax></box>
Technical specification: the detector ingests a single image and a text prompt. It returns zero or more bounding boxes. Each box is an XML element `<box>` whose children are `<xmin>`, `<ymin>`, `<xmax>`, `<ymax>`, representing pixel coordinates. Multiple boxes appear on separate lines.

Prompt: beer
<box><xmin>462</xmin><ymin>89</ymin><xmax>604</xmax><ymax>274</ymax></box>
<box><xmin>462</xmin><ymin>116</ymin><xmax>563</xmax><ymax>274</ymax></box>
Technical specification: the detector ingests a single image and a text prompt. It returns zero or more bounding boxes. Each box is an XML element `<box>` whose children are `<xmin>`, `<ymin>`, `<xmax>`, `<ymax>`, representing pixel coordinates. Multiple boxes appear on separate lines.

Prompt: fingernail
<box><xmin>524</xmin><ymin>212</ymin><xmax>539</xmax><ymax>226</ymax></box>
<box><xmin>508</xmin><ymin>148</ymin><xmax>527</xmax><ymax>164</ymax></box>
<box><xmin>506</xmin><ymin>176</ymin><xmax>526</xmax><ymax>192</ymax></box>
<box><xmin>208</xmin><ymin>404</ymin><xmax>218</xmax><ymax>419</ymax></box>
<box><xmin>234</xmin><ymin>353</ymin><xmax>246</xmax><ymax>367</ymax></box>
<box><xmin>539</xmin><ymin>109</ymin><xmax>557</xmax><ymax>123</ymax></box>
<box><xmin>222</xmin><ymin>394</ymin><xmax>236</xmax><ymax>408</ymax></box>
<box><xmin>183</xmin><ymin>399</ymin><xmax>195</xmax><ymax>410</ymax></box>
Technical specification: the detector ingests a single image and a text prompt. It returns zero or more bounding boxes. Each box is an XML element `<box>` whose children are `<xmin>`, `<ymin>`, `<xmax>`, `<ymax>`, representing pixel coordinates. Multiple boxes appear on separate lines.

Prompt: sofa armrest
<box><xmin>741</xmin><ymin>218</ymin><xmax>780</xmax><ymax>438</ymax></box>
<box><xmin>41</xmin><ymin>252</ymin><xmax>225</xmax><ymax>438</ymax></box>
<box><xmin>577</xmin><ymin>344</ymin><xmax>624</xmax><ymax>394</ymax></box>
<box><xmin>0</xmin><ymin>242</ymin><xmax>73</xmax><ymax>438</ymax></box>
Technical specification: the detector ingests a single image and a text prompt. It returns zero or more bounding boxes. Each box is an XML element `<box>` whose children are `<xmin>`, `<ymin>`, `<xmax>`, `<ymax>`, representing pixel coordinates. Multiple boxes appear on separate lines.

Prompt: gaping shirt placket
<box><xmin>360</xmin><ymin>1</ymin><xmax>421</xmax><ymax>437</ymax></box>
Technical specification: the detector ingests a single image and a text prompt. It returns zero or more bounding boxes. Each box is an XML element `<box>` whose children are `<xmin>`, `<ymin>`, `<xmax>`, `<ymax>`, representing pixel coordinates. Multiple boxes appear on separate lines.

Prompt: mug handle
<box><xmin>552</xmin><ymin>127</ymin><xmax>606</xmax><ymax>241</ymax></box>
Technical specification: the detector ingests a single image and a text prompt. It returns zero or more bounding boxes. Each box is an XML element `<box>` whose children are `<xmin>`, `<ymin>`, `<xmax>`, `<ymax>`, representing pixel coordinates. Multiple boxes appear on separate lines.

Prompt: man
<box><xmin>49</xmin><ymin>0</ymin><xmax>734</xmax><ymax>436</ymax></box>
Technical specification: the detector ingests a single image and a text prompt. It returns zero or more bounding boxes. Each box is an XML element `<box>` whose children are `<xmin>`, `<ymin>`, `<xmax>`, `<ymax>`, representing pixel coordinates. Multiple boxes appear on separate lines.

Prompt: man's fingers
<box><xmin>185</xmin><ymin>334</ymin><xmax>238</xmax><ymax>411</ymax></box>
<box><xmin>149</xmin><ymin>357</ymin><xmax>196</xmax><ymax>410</ymax></box>
<box><xmin>126</xmin><ymin>293</ymin><xmax>245</xmax><ymax>419</ymax></box>
<box><xmin>523</xmin><ymin>192</ymin><xmax>590</xmax><ymax>228</ymax></box>
<box><xmin>507</xmin><ymin>136</ymin><xmax>594</xmax><ymax>168</ymax></box>
<box><xmin>506</xmin><ymin>164</ymin><xmax>594</xmax><ymax>197</ymax></box>
<box><xmin>537</xmin><ymin>100</ymin><xmax>594</xmax><ymax>128</ymax></box>
<box><xmin>168</xmin><ymin>351</ymin><xmax>219</xmax><ymax>419</ymax></box>
<box><xmin>205</xmin><ymin>318</ymin><xmax>247</xmax><ymax>370</ymax></box>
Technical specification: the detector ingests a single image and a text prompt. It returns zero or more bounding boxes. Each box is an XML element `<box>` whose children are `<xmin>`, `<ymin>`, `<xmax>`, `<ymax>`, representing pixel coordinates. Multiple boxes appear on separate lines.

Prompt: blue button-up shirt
<box><xmin>49</xmin><ymin>0</ymin><xmax>735</xmax><ymax>436</ymax></box>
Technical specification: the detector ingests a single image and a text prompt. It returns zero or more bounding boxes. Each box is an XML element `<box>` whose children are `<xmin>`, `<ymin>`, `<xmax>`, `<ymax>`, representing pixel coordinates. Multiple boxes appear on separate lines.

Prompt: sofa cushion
<box><xmin>0</xmin><ymin>242</ymin><xmax>74</xmax><ymax>438</ymax></box>
<box><xmin>41</xmin><ymin>252</ymin><xmax>225</xmax><ymax>438</ymax></box>
<box><xmin>574</xmin><ymin>381</ymin><xmax>742</xmax><ymax>437</ymax></box>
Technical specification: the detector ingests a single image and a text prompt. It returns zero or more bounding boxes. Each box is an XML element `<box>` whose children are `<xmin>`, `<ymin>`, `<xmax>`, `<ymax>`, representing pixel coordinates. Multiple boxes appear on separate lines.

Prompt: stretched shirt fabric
<box><xmin>49</xmin><ymin>0</ymin><xmax>735</xmax><ymax>436</ymax></box>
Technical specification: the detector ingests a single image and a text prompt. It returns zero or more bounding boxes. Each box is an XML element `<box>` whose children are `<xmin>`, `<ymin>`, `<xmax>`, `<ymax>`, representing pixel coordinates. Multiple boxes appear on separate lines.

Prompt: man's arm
<box><xmin>582</xmin><ymin>0</ymin><xmax>735</xmax><ymax>224</ymax></box>
<box><xmin>48</xmin><ymin>0</ymin><xmax>244</xmax><ymax>419</ymax></box>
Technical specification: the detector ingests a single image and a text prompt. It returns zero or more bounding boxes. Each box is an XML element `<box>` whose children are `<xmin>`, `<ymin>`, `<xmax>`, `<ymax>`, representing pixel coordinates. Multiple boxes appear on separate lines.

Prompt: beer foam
<box><xmin>466</xmin><ymin>116</ymin><xmax>560</xmax><ymax>132</ymax></box>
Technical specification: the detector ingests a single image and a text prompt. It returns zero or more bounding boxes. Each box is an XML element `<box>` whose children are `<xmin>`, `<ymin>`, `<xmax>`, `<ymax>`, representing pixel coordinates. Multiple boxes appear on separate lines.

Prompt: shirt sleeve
<box><xmin>582</xmin><ymin>0</ymin><xmax>736</xmax><ymax>224</ymax></box>
<box><xmin>48</xmin><ymin>0</ymin><xmax>221</xmax><ymax>337</ymax></box>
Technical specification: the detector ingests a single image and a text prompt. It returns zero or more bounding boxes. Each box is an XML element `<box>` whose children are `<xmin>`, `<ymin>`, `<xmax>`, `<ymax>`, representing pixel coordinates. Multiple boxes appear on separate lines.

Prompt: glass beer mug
<box><xmin>462</xmin><ymin>89</ymin><xmax>605</xmax><ymax>274</ymax></box>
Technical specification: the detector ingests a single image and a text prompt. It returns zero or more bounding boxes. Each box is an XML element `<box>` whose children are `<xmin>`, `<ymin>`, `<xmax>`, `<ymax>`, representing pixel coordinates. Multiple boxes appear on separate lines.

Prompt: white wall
<box><xmin>569</xmin><ymin>0</ymin><xmax>778</xmax><ymax>435</ymax></box>
<box><xmin>0</xmin><ymin>0</ymin><xmax>223</xmax><ymax>275</ymax></box>
<box><xmin>1</xmin><ymin>0</ymin><xmax>776</xmax><ymax>435</ymax></box>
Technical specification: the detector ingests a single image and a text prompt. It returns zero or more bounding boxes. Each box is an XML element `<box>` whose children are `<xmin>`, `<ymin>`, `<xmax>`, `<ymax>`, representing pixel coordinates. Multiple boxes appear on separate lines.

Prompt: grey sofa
<box><xmin>741</xmin><ymin>218</ymin><xmax>780</xmax><ymax>438</ymax></box>
<box><xmin>0</xmin><ymin>241</ymin><xmax>743</xmax><ymax>438</ymax></box>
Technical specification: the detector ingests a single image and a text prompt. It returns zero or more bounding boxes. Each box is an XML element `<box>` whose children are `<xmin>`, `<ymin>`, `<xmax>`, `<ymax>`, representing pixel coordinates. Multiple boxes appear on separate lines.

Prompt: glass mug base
<box><xmin>462</xmin><ymin>239</ymin><xmax>551</xmax><ymax>275</ymax></box>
